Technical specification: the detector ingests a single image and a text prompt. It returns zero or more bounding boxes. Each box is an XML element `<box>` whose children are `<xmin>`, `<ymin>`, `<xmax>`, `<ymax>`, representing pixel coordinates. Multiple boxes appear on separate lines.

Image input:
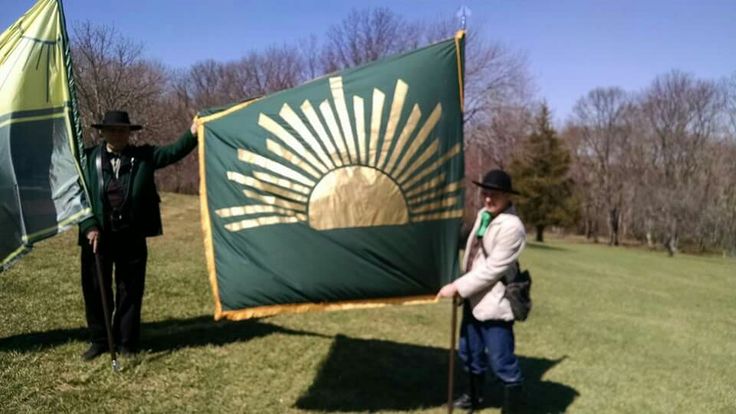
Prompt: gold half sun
<box><xmin>309</xmin><ymin>166</ymin><xmax>408</xmax><ymax>230</ymax></box>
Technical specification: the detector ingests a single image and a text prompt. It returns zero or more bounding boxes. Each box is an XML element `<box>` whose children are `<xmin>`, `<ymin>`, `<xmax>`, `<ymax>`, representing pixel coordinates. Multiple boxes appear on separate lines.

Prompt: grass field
<box><xmin>1</xmin><ymin>193</ymin><xmax>735</xmax><ymax>413</ymax></box>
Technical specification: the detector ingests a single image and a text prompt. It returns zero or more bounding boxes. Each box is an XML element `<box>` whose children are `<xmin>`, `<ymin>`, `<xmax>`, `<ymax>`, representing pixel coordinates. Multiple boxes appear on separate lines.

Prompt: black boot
<box><xmin>453</xmin><ymin>373</ymin><xmax>485</xmax><ymax>411</ymax></box>
<box><xmin>81</xmin><ymin>343</ymin><xmax>108</xmax><ymax>361</ymax></box>
<box><xmin>502</xmin><ymin>383</ymin><xmax>525</xmax><ymax>414</ymax></box>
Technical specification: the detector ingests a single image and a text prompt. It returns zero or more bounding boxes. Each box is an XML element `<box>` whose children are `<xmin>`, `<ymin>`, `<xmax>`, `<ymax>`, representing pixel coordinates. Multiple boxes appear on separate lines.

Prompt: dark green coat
<box><xmin>78</xmin><ymin>130</ymin><xmax>197</xmax><ymax>240</ymax></box>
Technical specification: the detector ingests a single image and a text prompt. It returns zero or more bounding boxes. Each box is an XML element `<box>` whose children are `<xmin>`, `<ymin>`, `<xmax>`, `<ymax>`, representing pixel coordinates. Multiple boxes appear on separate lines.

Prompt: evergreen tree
<box><xmin>510</xmin><ymin>104</ymin><xmax>578</xmax><ymax>242</ymax></box>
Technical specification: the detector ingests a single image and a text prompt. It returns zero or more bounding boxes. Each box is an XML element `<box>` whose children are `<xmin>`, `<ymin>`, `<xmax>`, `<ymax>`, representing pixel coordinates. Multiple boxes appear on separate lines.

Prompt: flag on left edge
<box><xmin>0</xmin><ymin>0</ymin><xmax>91</xmax><ymax>271</ymax></box>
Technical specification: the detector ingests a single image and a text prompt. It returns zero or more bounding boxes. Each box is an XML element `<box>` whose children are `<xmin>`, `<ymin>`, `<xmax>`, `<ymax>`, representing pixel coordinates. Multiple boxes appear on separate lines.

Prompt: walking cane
<box><xmin>93</xmin><ymin>251</ymin><xmax>119</xmax><ymax>372</ymax></box>
<box><xmin>447</xmin><ymin>295</ymin><xmax>459</xmax><ymax>414</ymax></box>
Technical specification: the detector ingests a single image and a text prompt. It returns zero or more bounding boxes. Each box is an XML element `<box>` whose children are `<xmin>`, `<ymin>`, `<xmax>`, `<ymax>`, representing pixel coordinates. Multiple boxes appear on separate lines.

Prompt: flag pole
<box><xmin>447</xmin><ymin>295</ymin><xmax>459</xmax><ymax>413</ymax></box>
<box><xmin>93</xmin><ymin>252</ymin><xmax>119</xmax><ymax>372</ymax></box>
<box><xmin>449</xmin><ymin>6</ymin><xmax>468</xmax><ymax>412</ymax></box>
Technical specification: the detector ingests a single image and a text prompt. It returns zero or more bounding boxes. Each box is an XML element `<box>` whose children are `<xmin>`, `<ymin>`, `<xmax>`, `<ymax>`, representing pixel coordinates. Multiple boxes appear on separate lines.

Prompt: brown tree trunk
<box><xmin>592</xmin><ymin>219</ymin><xmax>599</xmax><ymax>243</ymax></box>
<box><xmin>608</xmin><ymin>207</ymin><xmax>620</xmax><ymax>246</ymax></box>
<box><xmin>666</xmin><ymin>220</ymin><xmax>678</xmax><ymax>257</ymax></box>
<box><xmin>646</xmin><ymin>217</ymin><xmax>655</xmax><ymax>249</ymax></box>
<box><xmin>536</xmin><ymin>225</ymin><xmax>545</xmax><ymax>242</ymax></box>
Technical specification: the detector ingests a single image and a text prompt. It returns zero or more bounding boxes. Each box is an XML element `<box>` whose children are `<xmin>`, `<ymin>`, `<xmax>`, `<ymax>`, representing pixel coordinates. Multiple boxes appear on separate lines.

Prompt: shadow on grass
<box><xmin>296</xmin><ymin>335</ymin><xmax>578</xmax><ymax>413</ymax></box>
<box><xmin>0</xmin><ymin>315</ymin><xmax>325</xmax><ymax>353</ymax></box>
<box><xmin>525</xmin><ymin>242</ymin><xmax>568</xmax><ymax>252</ymax></box>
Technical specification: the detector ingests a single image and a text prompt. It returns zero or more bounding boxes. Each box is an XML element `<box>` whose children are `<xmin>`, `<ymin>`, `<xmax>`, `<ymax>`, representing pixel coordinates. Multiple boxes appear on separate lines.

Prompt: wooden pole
<box><xmin>447</xmin><ymin>295</ymin><xmax>459</xmax><ymax>413</ymax></box>
<box><xmin>94</xmin><ymin>252</ymin><xmax>119</xmax><ymax>372</ymax></box>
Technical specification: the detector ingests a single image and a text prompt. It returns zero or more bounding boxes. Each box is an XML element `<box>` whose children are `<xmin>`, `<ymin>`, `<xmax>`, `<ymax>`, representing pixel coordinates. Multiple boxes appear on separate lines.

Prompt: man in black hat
<box><xmin>437</xmin><ymin>169</ymin><xmax>527</xmax><ymax>413</ymax></box>
<box><xmin>79</xmin><ymin>110</ymin><xmax>199</xmax><ymax>360</ymax></box>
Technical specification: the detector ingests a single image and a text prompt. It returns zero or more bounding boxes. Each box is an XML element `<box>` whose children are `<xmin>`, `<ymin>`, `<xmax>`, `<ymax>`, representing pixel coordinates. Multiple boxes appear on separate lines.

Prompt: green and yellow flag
<box><xmin>199</xmin><ymin>32</ymin><xmax>466</xmax><ymax>320</ymax></box>
<box><xmin>0</xmin><ymin>0</ymin><xmax>90</xmax><ymax>270</ymax></box>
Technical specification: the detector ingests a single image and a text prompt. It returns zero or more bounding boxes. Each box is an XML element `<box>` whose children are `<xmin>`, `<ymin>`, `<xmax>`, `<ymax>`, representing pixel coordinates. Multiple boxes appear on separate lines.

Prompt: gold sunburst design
<box><xmin>215</xmin><ymin>76</ymin><xmax>463</xmax><ymax>232</ymax></box>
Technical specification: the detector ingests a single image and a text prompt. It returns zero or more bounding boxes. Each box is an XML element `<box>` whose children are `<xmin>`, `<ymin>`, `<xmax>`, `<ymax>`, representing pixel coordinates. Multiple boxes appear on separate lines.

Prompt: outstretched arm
<box><xmin>152</xmin><ymin>118</ymin><xmax>200</xmax><ymax>168</ymax></box>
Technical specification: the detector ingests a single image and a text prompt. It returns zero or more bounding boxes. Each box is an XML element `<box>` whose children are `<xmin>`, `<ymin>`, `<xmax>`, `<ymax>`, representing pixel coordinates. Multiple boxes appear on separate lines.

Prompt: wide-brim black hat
<box><xmin>472</xmin><ymin>169</ymin><xmax>520</xmax><ymax>195</ymax></box>
<box><xmin>91</xmin><ymin>110</ymin><xmax>142</xmax><ymax>130</ymax></box>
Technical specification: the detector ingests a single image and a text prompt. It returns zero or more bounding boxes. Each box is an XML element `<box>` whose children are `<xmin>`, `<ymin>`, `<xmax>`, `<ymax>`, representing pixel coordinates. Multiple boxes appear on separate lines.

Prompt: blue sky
<box><xmin>3</xmin><ymin>0</ymin><xmax>735</xmax><ymax>122</ymax></box>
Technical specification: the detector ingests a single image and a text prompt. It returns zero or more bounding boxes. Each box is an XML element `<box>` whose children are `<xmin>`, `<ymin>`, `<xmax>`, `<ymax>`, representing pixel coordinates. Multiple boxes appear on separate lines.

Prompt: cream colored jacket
<box><xmin>454</xmin><ymin>206</ymin><xmax>526</xmax><ymax>321</ymax></box>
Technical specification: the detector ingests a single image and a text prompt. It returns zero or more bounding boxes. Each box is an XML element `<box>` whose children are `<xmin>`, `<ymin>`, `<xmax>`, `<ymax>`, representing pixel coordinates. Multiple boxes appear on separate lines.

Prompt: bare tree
<box><xmin>322</xmin><ymin>9</ymin><xmax>534</xmax><ymax>122</ymax></box>
<box><xmin>563</xmin><ymin>123</ymin><xmax>601</xmax><ymax>242</ymax></box>
<box><xmin>164</xmin><ymin>46</ymin><xmax>307</xmax><ymax>193</ymax></box>
<box><xmin>71</xmin><ymin>22</ymin><xmax>168</xmax><ymax>144</ymax></box>
<box><xmin>322</xmin><ymin>8</ymin><xmax>411</xmax><ymax>72</ymax></box>
<box><xmin>563</xmin><ymin>70</ymin><xmax>736</xmax><ymax>255</ymax></box>
<box><xmin>639</xmin><ymin>71</ymin><xmax>724</xmax><ymax>255</ymax></box>
<box><xmin>724</xmin><ymin>72</ymin><xmax>736</xmax><ymax>138</ymax></box>
<box><xmin>240</xmin><ymin>45</ymin><xmax>305</xmax><ymax>94</ymax></box>
<box><xmin>461</xmin><ymin>40</ymin><xmax>534</xmax><ymax>216</ymax></box>
<box><xmin>299</xmin><ymin>34</ymin><xmax>323</xmax><ymax>80</ymax></box>
<box><xmin>571</xmin><ymin>87</ymin><xmax>634</xmax><ymax>245</ymax></box>
<box><xmin>457</xmin><ymin>34</ymin><xmax>535</xmax><ymax>216</ymax></box>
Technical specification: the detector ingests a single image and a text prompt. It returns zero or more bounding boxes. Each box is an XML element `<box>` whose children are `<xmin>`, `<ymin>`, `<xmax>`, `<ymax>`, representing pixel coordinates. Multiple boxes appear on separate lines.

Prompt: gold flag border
<box><xmin>198</xmin><ymin>30</ymin><xmax>465</xmax><ymax>321</ymax></box>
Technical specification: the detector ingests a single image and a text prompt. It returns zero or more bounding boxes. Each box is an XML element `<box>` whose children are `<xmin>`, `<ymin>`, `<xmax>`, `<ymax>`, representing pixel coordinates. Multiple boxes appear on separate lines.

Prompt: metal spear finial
<box><xmin>456</xmin><ymin>5</ymin><xmax>472</xmax><ymax>31</ymax></box>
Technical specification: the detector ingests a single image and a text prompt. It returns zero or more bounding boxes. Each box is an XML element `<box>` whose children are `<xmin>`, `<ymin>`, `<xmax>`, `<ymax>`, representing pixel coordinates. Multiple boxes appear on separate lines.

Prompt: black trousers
<box><xmin>81</xmin><ymin>231</ymin><xmax>147</xmax><ymax>349</ymax></box>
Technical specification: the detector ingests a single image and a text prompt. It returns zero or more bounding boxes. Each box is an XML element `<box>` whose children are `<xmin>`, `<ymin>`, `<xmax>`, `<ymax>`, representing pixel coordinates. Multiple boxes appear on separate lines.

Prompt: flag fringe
<box><xmin>216</xmin><ymin>294</ymin><xmax>439</xmax><ymax>321</ymax></box>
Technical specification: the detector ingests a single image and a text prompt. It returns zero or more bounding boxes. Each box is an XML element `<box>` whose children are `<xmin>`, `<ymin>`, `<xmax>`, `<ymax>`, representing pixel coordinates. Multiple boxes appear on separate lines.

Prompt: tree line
<box><xmin>508</xmin><ymin>72</ymin><xmax>735</xmax><ymax>256</ymax></box>
<box><xmin>68</xmin><ymin>8</ymin><xmax>736</xmax><ymax>256</ymax></box>
<box><xmin>564</xmin><ymin>72</ymin><xmax>736</xmax><ymax>255</ymax></box>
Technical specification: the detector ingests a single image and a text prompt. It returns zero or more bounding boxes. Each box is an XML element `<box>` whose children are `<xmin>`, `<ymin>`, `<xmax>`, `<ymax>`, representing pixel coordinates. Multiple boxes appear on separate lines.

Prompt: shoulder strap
<box><xmin>479</xmin><ymin>237</ymin><xmax>489</xmax><ymax>258</ymax></box>
<box><xmin>478</xmin><ymin>238</ymin><xmax>520</xmax><ymax>284</ymax></box>
<box><xmin>95</xmin><ymin>146</ymin><xmax>104</xmax><ymax>198</ymax></box>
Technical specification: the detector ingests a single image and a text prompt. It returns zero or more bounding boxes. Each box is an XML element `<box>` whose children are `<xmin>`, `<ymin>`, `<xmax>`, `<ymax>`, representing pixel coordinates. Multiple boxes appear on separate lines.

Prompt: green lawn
<box><xmin>1</xmin><ymin>193</ymin><xmax>734</xmax><ymax>413</ymax></box>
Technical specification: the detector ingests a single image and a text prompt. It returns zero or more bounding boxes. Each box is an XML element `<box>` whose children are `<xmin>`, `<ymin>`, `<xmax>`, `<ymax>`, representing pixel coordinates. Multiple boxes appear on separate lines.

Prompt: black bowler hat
<box><xmin>91</xmin><ymin>110</ymin><xmax>142</xmax><ymax>130</ymax></box>
<box><xmin>472</xmin><ymin>169</ymin><xmax>520</xmax><ymax>195</ymax></box>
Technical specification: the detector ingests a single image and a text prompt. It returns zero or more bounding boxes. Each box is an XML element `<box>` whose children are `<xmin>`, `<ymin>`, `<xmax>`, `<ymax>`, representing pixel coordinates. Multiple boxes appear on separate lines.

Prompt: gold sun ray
<box><xmin>383</xmin><ymin>104</ymin><xmax>421</xmax><ymax>174</ymax></box>
<box><xmin>300</xmin><ymin>99</ymin><xmax>343</xmax><ymax>167</ymax></box>
<box><xmin>391</xmin><ymin>104</ymin><xmax>442</xmax><ymax>177</ymax></box>
<box><xmin>279</xmin><ymin>103</ymin><xmax>335</xmax><ymax>170</ymax></box>
<box><xmin>226</xmin><ymin>171</ymin><xmax>308</xmax><ymax>203</ymax></box>
<box><xmin>216</xmin><ymin>204</ymin><xmax>307</xmax><ymax>220</ymax></box>
<box><xmin>258</xmin><ymin>113</ymin><xmax>327</xmax><ymax>175</ymax></box>
<box><xmin>330</xmin><ymin>77</ymin><xmax>358</xmax><ymax>164</ymax></box>
<box><xmin>396</xmin><ymin>140</ymin><xmax>440</xmax><ymax>185</ymax></box>
<box><xmin>353</xmin><ymin>96</ymin><xmax>366</xmax><ymax>165</ymax></box>
<box><xmin>319</xmin><ymin>100</ymin><xmax>350</xmax><ymax>164</ymax></box>
<box><xmin>225</xmin><ymin>216</ymin><xmax>301</xmax><ymax>232</ymax></box>
<box><xmin>412</xmin><ymin>209</ymin><xmax>464</xmax><ymax>222</ymax></box>
<box><xmin>368</xmin><ymin>88</ymin><xmax>386</xmax><ymax>165</ymax></box>
<box><xmin>408</xmin><ymin>181</ymin><xmax>463</xmax><ymax>206</ymax></box>
<box><xmin>404</xmin><ymin>172</ymin><xmax>446</xmax><ymax>199</ymax></box>
<box><xmin>266</xmin><ymin>139</ymin><xmax>321</xmax><ymax>179</ymax></box>
<box><xmin>402</xmin><ymin>143</ymin><xmax>462</xmax><ymax>189</ymax></box>
<box><xmin>252</xmin><ymin>171</ymin><xmax>311</xmax><ymax>194</ymax></box>
<box><xmin>410</xmin><ymin>195</ymin><xmax>462</xmax><ymax>214</ymax></box>
<box><xmin>237</xmin><ymin>149</ymin><xmax>316</xmax><ymax>187</ymax></box>
<box><xmin>376</xmin><ymin>79</ymin><xmax>408</xmax><ymax>168</ymax></box>
<box><xmin>242</xmin><ymin>188</ymin><xmax>307</xmax><ymax>212</ymax></box>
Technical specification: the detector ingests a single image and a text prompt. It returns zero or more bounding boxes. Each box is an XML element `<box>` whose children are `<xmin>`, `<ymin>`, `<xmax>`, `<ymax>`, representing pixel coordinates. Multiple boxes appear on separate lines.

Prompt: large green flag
<box><xmin>200</xmin><ymin>32</ymin><xmax>466</xmax><ymax>320</ymax></box>
<box><xmin>0</xmin><ymin>0</ymin><xmax>90</xmax><ymax>270</ymax></box>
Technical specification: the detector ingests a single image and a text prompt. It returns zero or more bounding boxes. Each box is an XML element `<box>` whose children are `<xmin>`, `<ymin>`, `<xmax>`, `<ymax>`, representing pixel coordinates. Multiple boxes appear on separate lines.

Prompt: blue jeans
<box><xmin>458</xmin><ymin>302</ymin><xmax>523</xmax><ymax>385</ymax></box>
